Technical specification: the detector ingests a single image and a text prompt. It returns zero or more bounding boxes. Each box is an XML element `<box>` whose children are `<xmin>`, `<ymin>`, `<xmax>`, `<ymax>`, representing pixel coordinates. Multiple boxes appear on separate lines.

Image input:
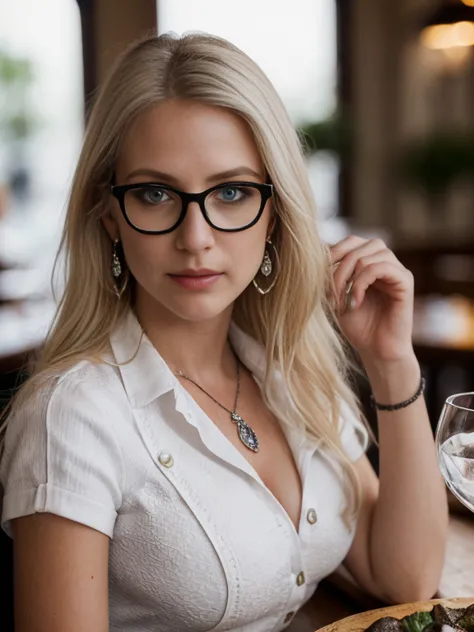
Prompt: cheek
<box><xmin>224</xmin><ymin>232</ymin><xmax>266</xmax><ymax>283</ymax></box>
<box><xmin>120</xmin><ymin>231</ymin><xmax>169</xmax><ymax>284</ymax></box>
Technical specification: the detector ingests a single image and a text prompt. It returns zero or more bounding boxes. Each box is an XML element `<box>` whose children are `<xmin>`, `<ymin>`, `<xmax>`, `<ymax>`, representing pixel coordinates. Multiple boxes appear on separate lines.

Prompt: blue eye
<box><xmin>218</xmin><ymin>187</ymin><xmax>244</xmax><ymax>202</ymax></box>
<box><xmin>140</xmin><ymin>188</ymin><xmax>170</xmax><ymax>204</ymax></box>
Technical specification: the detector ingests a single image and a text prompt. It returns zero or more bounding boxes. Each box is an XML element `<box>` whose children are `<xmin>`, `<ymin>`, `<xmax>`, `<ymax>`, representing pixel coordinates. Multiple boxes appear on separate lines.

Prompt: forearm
<box><xmin>364</xmin><ymin>354</ymin><xmax>449</xmax><ymax>603</ymax></box>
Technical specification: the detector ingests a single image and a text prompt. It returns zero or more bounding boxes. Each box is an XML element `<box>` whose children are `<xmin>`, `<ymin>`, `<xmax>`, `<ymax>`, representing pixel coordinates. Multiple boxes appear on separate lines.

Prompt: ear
<box><xmin>267</xmin><ymin>215</ymin><xmax>277</xmax><ymax>240</ymax></box>
<box><xmin>101</xmin><ymin>207</ymin><xmax>119</xmax><ymax>242</ymax></box>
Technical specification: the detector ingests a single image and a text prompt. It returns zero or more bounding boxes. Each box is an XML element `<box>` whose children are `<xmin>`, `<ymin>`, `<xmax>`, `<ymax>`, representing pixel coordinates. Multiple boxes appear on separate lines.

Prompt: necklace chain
<box><xmin>175</xmin><ymin>358</ymin><xmax>260</xmax><ymax>453</ymax></box>
<box><xmin>175</xmin><ymin>358</ymin><xmax>241</xmax><ymax>415</ymax></box>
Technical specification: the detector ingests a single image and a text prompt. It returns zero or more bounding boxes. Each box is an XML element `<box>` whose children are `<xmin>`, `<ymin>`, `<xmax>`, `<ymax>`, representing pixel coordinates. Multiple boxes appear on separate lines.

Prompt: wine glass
<box><xmin>436</xmin><ymin>392</ymin><xmax>474</xmax><ymax>513</ymax></box>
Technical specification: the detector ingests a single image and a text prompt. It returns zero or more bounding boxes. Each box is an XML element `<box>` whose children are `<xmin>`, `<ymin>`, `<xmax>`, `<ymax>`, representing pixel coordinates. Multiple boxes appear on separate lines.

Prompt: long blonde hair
<box><xmin>2</xmin><ymin>32</ymin><xmax>363</xmax><ymax>518</ymax></box>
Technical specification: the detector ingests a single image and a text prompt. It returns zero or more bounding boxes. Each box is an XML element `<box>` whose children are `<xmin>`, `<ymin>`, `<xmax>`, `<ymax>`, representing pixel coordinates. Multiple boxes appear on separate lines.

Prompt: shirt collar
<box><xmin>109</xmin><ymin>310</ymin><xmax>268</xmax><ymax>409</ymax></box>
<box><xmin>109</xmin><ymin>310</ymin><xmax>313</xmax><ymax>461</ymax></box>
<box><xmin>109</xmin><ymin>310</ymin><xmax>177</xmax><ymax>408</ymax></box>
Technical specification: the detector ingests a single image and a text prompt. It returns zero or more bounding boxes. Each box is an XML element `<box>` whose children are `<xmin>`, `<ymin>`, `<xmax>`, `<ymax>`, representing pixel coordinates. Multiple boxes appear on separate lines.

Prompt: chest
<box><xmin>179</xmin><ymin>372</ymin><xmax>303</xmax><ymax>532</ymax></box>
<box><xmin>108</xmin><ymin>395</ymin><xmax>356</xmax><ymax>631</ymax></box>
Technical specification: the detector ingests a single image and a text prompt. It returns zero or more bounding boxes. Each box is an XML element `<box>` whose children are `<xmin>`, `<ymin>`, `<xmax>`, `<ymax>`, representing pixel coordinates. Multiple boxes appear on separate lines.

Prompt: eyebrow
<box><xmin>125</xmin><ymin>166</ymin><xmax>264</xmax><ymax>186</ymax></box>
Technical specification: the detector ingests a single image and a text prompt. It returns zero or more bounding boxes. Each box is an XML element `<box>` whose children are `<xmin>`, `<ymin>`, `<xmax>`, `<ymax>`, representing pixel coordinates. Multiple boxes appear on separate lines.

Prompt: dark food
<box><xmin>365</xmin><ymin>604</ymin><xmax>474</xmax><ymax>632</ymax></box>
<box><xmin>433</xmin><ymin>606</ymin><xmax>465</xmax><ymax>626</ymax></box>
<box><xmin>365</xmin><ymin>617</ymin><xmax>404</xmax><ymax>631</ymax></box>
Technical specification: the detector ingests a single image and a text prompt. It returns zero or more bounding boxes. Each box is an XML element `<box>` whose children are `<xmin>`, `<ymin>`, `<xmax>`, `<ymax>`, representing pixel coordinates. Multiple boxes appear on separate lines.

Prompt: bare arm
<box><xmin>330</xmin><ymin>236</ymin><xmax>449</xmax><ymax>604</ymax></box>
<box><xmin>345</xmin><ymin>356</ymin><xmax>448</xmax><ymax>604</ymax></box>
<box><xmin>13</xmin><ymin>513</ymin><xmax>110</xmax><ymax>632</ymax></box>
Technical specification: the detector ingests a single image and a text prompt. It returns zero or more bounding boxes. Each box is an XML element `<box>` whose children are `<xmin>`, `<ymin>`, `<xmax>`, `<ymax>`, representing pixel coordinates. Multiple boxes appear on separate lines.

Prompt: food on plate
<box><xmin>364</xmin><ymin>604</ymin><xmax>474</xmax><ymax>632</ymax></box>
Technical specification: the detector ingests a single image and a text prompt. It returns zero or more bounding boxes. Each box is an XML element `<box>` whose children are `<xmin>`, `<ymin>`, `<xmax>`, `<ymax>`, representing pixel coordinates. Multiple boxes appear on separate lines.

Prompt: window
<box><xmin>0</xmin><ymin>0</ymin><xmax>83</xmax><ymax>356</ymax></box>
<box><xmin>158</xmin><ymin>0</ymin><xmax>339</xmax><ymax>220</ymax></box>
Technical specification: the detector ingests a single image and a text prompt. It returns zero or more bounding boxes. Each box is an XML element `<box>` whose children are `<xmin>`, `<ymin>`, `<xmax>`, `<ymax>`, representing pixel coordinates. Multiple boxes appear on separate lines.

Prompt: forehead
<box><xmin>116</xmin><ymin>99</ymin><xmax>265</xmax><ymax>181</ymax></box>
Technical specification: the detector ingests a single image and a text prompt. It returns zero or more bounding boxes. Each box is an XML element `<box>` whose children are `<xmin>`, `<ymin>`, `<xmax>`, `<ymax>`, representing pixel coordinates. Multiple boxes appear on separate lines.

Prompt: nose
<box><xmin>174</xmin><ymin>200</ymin><xmax>216</xmax><ymax>253</ymax></box>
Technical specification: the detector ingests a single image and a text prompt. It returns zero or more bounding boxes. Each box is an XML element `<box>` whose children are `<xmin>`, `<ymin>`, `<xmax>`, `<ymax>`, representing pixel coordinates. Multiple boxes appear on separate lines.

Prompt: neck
<box><xmin>134</xmin><ymin>292</ymin><xmax>237</xmax><ymax>382</ymax></box>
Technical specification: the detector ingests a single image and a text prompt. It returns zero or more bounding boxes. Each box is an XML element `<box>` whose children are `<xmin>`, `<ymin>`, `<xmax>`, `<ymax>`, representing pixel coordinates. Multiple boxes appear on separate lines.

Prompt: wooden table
<box><xmin>288</xmin><ymin>513</ymin><xmax>474</xmax><ymax>631</ymax></box>
<box><xmin>439</xmin><ymin>514</ymin><xmax>474</xmax><ymax>599</ymax></box>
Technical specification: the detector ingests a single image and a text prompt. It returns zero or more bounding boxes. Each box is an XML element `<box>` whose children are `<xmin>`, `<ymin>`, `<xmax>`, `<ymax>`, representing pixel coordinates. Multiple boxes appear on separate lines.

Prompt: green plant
<box><xmin>399</xmin><ymin>132</ymin><xmax>474</xmax><ymax>196</ymax></box>
<box><xmin>0</xmin><ymin>49</ymin><xmax>35</xmax><ymax>142</ymax></box>
<box><xmin>299</xmin><ymin>113</ymin><xmax>474</xmax><ymax>206</ymax></box>
<box><xmin>299</xmin><ymin>112</ymin><xmax>352</xmax><ymax>157</ymax></box>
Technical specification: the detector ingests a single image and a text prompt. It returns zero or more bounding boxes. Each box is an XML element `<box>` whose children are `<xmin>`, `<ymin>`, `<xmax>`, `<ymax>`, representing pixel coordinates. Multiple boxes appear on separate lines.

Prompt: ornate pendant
<box><xmin>231</xmin><ymin>412</ymin><xmax>259</xmax><ymax>452</ymax></box>
<box><xmin>260</xmin><ymin>252</ymin><xmax>272</xmax><ymax>277</ymax></box>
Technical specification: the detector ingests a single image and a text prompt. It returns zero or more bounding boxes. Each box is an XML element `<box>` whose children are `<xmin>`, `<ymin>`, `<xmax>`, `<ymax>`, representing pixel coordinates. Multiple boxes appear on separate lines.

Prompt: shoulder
<box><xmin>50</xmin><ymin>358</ymin><xmax>130</xmax><ymax>430</ymax></box>
<box><xmin>56</xmin><ymin>357</ymin><xmax>125</xmax><ymax>397</ymax></box>
<box><xmin>1</xmin><ymin>359</ymin><xmax>128</xmax><ymax>538</ymax></box>
<box><xmin>2</xmin><ymin>358</ymin><xmax>129</xmax><ymax>465</ymax></box>
<box><xmin>36</xmin><ymin>357</ymin><xmax>127</xmax><ymax>416</ymax></box>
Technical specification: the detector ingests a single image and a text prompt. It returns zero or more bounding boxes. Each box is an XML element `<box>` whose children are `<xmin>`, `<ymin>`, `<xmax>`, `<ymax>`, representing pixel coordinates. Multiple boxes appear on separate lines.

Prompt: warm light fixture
<box><xmin>418</xmin><ymin>0</ymin><xmax>474</xmax><ymax>68</ymax></box>
<box><xmin>421</xmin><ymin>20</ymin><xmax>474</xmax><ymax>49</ymax></box>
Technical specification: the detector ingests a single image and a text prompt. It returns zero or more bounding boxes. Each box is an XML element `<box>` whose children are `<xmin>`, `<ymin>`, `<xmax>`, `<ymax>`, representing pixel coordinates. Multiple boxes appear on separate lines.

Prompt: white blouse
<box><xmin>1</xmin><ymin>310</ymin><xmax>368</xmax><ymax>632</ymax></box>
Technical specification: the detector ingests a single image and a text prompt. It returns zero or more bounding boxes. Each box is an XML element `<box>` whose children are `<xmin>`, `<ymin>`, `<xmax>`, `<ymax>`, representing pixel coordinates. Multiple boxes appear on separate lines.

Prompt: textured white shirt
<box><xmin>1</xmin><ymin>310</ymin><xmax>368</xmax><ymax>632</ymax></box>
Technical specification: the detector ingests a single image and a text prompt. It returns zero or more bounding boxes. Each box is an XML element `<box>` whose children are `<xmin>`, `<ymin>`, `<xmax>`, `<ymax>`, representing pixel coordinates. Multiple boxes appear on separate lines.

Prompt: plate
<box><xmin>318</xmin><ymin>597</ymin><xmax>474</xmax><ymax>631</ymax></box>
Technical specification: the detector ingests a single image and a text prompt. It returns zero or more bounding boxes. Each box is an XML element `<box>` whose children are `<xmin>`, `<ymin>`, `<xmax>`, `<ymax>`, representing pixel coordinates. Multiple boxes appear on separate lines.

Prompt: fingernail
<box><xmin>350</xmin><ymin>296</ymin><xmax>357</xmax><ymax>310</ymax></box>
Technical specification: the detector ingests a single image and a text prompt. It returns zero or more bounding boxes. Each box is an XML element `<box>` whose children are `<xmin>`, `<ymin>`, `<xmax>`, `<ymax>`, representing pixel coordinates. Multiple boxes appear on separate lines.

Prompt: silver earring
<box><xmin>252</xmin><ymin>239</ymin><xmax>279</xmax><ymax>295</ymax></box>
<box><xmin>112</xmin><ymin>239</ymin><xmax>122</xmax><ymax>278</ymax></box>
<box><xmin>111</xmin><ymin>239</ymin><xmax>128</xmax><ymax>299</ymax></box>
<box><xmin>260</xmin><ymin>251</ymin><xmax>272</xmax><ymax>277</ymax></box>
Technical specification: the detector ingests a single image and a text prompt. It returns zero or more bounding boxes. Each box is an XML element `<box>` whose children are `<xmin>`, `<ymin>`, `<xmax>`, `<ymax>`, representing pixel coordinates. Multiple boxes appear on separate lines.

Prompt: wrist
<box><xmin>363</xmin><ymin>354</ymin><xmax>422</xmax><ymax>407</ymax></box>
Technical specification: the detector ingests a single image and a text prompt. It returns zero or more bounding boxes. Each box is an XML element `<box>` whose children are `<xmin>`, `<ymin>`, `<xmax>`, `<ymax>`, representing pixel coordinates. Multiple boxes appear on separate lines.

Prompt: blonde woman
<box><xmin>0</xmin><ymin>33</ymin><xmax>447</xmax><ymax>632</ymax></box>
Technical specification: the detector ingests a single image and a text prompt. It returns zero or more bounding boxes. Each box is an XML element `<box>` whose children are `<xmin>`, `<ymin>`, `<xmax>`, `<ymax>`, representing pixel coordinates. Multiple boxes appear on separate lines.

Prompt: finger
<box><xmin>339</xmin><ymin>253</ymin><xmax>390</xmax><ymax>312</ymax></box>
<box><xmin>333</xmin><ymin>239</ymin><xmax>393</xmax><ymax>304</ymax></box>
<box><xmin>352</xmin><ymin>251</ymin><xmax>403</xmax><ymax>282</ymax></box>
<box><xmin>329</xmin><ymin>235</ymin><xmax>367</xmax><ymax>265</ymax></box>
<box><xmin>349</xmin><ymin>261</ymin><xmax>413</xmax><ymax>311</ymax></box>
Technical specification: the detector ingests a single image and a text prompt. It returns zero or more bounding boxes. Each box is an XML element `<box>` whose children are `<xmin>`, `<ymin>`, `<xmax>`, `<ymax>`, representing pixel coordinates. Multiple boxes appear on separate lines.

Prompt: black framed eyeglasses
<box><xmin>110</xmin><ymin>181</ymin><xmax>274</xmax><ymax>235</ymax></box>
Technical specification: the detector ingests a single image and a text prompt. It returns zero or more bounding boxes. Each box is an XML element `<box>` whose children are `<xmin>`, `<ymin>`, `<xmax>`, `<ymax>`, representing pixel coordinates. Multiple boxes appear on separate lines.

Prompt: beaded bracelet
<box><xmin>371</xmin><ymin>377</ymin><xmax>426</xmax><ymax>412</ymax></box>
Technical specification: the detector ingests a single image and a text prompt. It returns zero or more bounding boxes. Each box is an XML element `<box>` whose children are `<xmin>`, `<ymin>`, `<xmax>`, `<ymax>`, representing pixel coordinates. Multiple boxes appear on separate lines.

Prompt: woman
<box><xmin>0</xmin><ymin>33</ymin><xmax>447</xmax><ymax>632</ymax></box>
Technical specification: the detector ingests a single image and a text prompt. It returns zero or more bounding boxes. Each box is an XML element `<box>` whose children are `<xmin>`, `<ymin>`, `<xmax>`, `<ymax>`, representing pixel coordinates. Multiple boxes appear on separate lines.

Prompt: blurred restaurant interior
<box><xmin>0</xmin><ymin>0</ymin><xmax>474</xmax><ymax>630</ymax></box>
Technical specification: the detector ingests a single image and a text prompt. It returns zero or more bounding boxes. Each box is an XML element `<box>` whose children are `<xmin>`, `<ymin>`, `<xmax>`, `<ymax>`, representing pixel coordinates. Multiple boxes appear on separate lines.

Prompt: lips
<box><xmin>168</xmin><ymin>269</ymin><xmax>223</xmax><ymax>290</ymax></box>
<box><xmin>171</xmin><ymin>269</ymin><xmax>220</xmax><ymax>277</ymax></box>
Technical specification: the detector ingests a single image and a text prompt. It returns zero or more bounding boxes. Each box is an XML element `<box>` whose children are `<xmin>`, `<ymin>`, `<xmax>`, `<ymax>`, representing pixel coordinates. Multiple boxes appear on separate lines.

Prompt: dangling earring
<box><xmin>112</xmin><ymin>240</ymin><xmax>122</xmax><ymax>278</ymax></box>
<box><xmin>260</xmin><ymin>250</ymin><xmax>272</xmax><ymax>277</ymax></box>
<box><xmin>111</xmin><ymin>239</ymin><xmax>128</xmax><ymax>299</ymax></box>
<box><xmin>252</xmin><ymin>239</ymin><xmax>280</xmax><ymax>295</ymax></box>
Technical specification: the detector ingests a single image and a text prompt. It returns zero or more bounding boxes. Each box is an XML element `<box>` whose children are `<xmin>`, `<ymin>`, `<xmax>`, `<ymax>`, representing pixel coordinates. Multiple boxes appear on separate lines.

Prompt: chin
<box><xmin>161</xmin><ymin>294</ymin><xmax>235</xmax><ymax>324</ymax></box>
<box><xmin>171</xmin><ymin>306</ymin><xmax>231</xmax><ymax>324</ymax></box>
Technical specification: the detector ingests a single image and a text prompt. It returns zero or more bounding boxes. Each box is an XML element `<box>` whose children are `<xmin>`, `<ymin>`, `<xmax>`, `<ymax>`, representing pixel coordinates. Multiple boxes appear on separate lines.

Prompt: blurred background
<box><xmin>1</xmin><ymin>0</ymin><xmax>474</xmax><ymax>429</ymax></box>
<box><xmin>1</xmin><ymin>1</ymin><xmax>474</xmax><ymax>628</ymax></box>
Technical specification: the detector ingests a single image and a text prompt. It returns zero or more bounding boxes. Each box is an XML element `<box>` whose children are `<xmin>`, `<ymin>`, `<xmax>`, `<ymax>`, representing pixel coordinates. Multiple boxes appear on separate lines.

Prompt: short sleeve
<box><xmin>338</xmin><ymin>399</ymin><xmax>369</xmax><ymax>462</ymax></box>
<box><xmin>1</xmin><ymin>368</ymin><xmax>124</xmax><ymax>538</ymax></box>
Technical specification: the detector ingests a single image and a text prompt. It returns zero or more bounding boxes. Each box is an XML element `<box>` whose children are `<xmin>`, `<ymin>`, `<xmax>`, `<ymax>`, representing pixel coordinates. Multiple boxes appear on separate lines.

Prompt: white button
<box><xmin>158</xmin><ymin>452</ymin><xmax>174</xmax><ymax>468</ymax></box>
<box><xmin>296</xmin><ymin>571</ymin><xmax>305</xmax><ymax>586</ymax></box>
<box><xmin>307</xmin><ymin>508</ymin><xmax>318</xmax><ymax>524</ymax></box>
<box><xmin>284</xmin><ymin>611</ymin><xmax>295</xmax><ymax>624</ymax></box>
